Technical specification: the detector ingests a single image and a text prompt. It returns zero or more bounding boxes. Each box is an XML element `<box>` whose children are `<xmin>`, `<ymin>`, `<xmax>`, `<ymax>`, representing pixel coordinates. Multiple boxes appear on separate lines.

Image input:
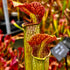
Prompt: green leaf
<box><xmin>69</xmin><ymin>0</ymin><xmax>70</xmax><ymax>9</ymax></box>
<box><xmin>62</xmin><ymin>0</ymin><xmax>66</xmax><ymax>15</ymax></box>
<box><xmin>67</xmin><ymin>28</ymin><xmax>70</xmax><ymax>37</ymax></box>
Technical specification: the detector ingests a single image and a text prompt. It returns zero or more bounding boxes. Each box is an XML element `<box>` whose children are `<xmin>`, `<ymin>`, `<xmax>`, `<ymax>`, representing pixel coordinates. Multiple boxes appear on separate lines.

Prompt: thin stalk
<box><xmin>42</xmin><ymin>9</ymin><xmax>49</xmax><ymax>32</ymax></box>
<box><xmin>11</xmin><ymin>20</ymin><xmax>24</xmax><ymax>31</ymax></box>
<box><xmin>17</xmin><ymin>0</ymin><xmax>20</xmax><ymax>21</ymax></box>
<box><xmin>62</xmin><ymin>0</ymin><xmax>66</xmax><ymax>16</ymax></box>
<box><xmin>69</xmin><ymin>0</ymin><xmax>70</xmax><ymax>9</ymax></box>
<box><xmin>61</xmin><ymin>23</ymin><xmax>64</xmax><ymax>33</ymax></box>
<box><xmin>67</xmin><ymin>28</ymin><xmax>70</xmax><ymax>37</ymax></box>
<box><xmin>63</xmin><ymin>28</ymin><xmax>67</xmax><ymax>34</ymax></box>
<box><xmin>49</xmin><ymin>23</ymin><xmax>53</xmax><ymax>35</ymax></box>
<box><xmin>53</xmin><ymin>17</ymin><xmax>59</xmax><ymax>36</ymax></box>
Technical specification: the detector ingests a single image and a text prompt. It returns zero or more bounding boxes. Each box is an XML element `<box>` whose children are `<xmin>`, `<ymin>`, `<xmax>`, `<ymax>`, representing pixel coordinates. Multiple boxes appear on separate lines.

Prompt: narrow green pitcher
<box><xmin>24</xmin><ymin>24</ymin><xmax>40</xmax><ymax>70</ymax></box>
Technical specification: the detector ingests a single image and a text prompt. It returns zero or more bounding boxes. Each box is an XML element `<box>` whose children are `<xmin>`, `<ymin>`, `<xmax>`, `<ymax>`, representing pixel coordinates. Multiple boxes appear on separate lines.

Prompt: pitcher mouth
<box><xmin>22</xmin><ymin>23</ymin><xmax>40</xmax><ymax>28</ymax></box>
<box><xmin>31</xmin><ymin>51</ymin><xmax>51</xmax><ymax>61</ymax></box>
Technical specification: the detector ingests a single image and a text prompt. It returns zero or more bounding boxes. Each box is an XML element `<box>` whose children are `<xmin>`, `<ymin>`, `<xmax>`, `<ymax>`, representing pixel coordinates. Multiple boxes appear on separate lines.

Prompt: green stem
<box><xmin>13</xmin><ymin>23</ymin><xmax>24</xmax><ymax>31</ymax></box>
<box><xmin>62</xmin><ymin>0</ymin><xmax>66</xmax><ymax>16</ymax></box>
<box><xmin>53</xmin><ymin>19</ymin><xmax>58</xmax><ymax>36</ymax></box>
<box><xmin>67</xmin><ymin>28</ymin><xmax>70</xmax><ymax>37</ymax></box>
<box><xmin>69</xmin><ymin>0</ymin><xmax>70</xmax><ymax>9</ymax></box>
<box><xmin>61</xmin><ymin>23</ymin><xmax>64</xmax><ymax>33</ymax></box>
